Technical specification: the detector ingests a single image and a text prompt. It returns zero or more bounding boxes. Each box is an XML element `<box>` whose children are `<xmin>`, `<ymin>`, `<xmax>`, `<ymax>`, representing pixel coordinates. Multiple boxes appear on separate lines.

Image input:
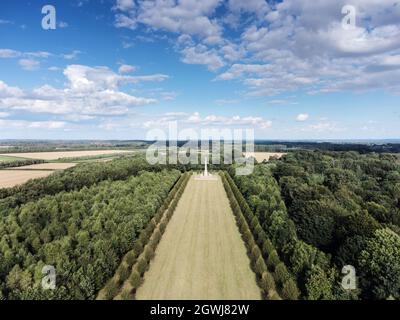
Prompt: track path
<box><xmin>136</xmin><ymin>174</ymin><xmax>260</xmax><ymax>300</ymax></box>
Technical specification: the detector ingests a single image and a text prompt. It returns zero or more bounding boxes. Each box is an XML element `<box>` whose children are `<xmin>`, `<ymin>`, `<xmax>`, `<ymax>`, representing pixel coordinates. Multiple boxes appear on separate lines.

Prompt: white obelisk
<box><xmin>204</xmin><ymin>156</ymin><xmax>208</xmax><ymax>177</ymax></box>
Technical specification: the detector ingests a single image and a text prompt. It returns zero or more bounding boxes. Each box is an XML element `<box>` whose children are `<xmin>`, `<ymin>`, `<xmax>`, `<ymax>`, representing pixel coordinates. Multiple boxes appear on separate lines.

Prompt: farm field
<box><xmin>9</xmin><ymin>163</ymin><xmax>77</xmax><ymax>170</ymax></box>
<box><xmin>0</xmin><ymin>170</ymin><xmax>54</xmax><ymax>188</ymax></box>
<box><xmin>136</xmin><ymin>174</ymin><xmax>260</xmax><ymax>300</ymax></box>
<box><xmin>0</xmin><ymin>150</ymin><xmax>134</xmax><ymax>160</ymax></box>
<box><xmin>244</xmin><ymin>152</ymin><xmax>286</xmax><ymax>163</ymax></box>
<box><xmin>0</xmin><ymin>155</ymin><xmax>26</xmax><ymax>162</ymax></box>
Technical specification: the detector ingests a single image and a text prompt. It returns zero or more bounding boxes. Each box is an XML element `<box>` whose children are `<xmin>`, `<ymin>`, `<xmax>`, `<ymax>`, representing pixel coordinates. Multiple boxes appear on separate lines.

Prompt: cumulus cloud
<box><xmin>181</xmin><ymin>44</ymin><xmax>225</xmax><ymax>71</ymax></box>
<box><xmin>296</xmin><ymin>113</ymin><xmax>309</xmax><ymax>122</ymax></box>
<box><xmin>118</xmin><ymin>64</ymin><xmax>136</xmax><ymax>74</ymax></box>
<box><xmin>0</xmin><ymin>65</ymin><xmax>169</xmax><ymax>116</ymax></box>
<box><xmin>112</xmin><ymin>0</ymin><xmax>400</xmax><ymax>95</ymax></box>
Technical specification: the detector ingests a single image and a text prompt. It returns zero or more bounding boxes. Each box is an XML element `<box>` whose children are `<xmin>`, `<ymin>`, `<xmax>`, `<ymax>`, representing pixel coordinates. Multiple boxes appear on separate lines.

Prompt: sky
<box><xmin>0</xmin><ymin>0</ymin><xmax>399</xmax><ymax>140</ymax></box>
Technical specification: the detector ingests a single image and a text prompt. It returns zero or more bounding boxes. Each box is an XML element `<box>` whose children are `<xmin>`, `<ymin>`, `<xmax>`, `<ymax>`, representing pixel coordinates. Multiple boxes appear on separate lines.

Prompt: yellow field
<box><xmin>9</xmin><ymin>163</ymin><xmax>77</xmax><ymax>170</ymax></box>
<box><xmin>244</xmin><ymin>152</ymin><xmax>286</xmax><ymax>163</ymax></box>
<box><xmin>136</xmin><ymin>175</ymin><xmax>260</xmax><ymax>300</ymax></box>
<box><xmin>0</xmin><ymin>150</ymin><xmax>133</xmax><ymax>160</ymax></box>
<box><xmin>0</xmin><ymin>170</ymin><xmax>54</xmax><ymax>188</ymax></box>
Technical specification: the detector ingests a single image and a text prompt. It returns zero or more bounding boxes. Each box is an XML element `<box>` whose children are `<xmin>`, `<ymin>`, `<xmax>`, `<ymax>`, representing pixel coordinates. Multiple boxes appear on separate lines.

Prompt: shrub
<box><xmin>251</xmin><ymin>245</ymin><xmax>262</xmax><ymax>261</ymax></box>
<box><xmin>242</xmin><ymin>229</ymin><xmax>252</xmax><ymax>243</ymax></box>
<box><xmin>137</xmin><ymin>257</ymin><xmax>148</xmax><ymax>275</ymax></box>
<box><xmin>117</xmin><ymin>264</ymin><xmax>130</xmax><ymax>283</ymax></box>
<box><xmin>266</xmin><ymin>250</ymin><xmax>280</xmax><ymax>271</ymax></box>
<box><xmin>281</xmin><ymin>279</ymin><xmax>300</xmax><ymax>300</ymax></box>
<box><xmin>261</xmin><ymin>272</ymin><xmax>276</xmax><ymax>293</ymax></box>
<box><xmin>261</xmin><ymin>239</ymin><xmax>274</xmax><ymax>258</ymax></box>
<box><xmin>133</xmin><ymin>240</ymin><xmax>143</xmax><ymax>256</ymax></box>
<box><xmin>103</xmin><ymin>280</ymin><xmax>119</xmax><ymax>300</ymax></box>
<box><xmin>274</xmin><ymin>263</ymin><xmax>290</xmax><ymax>286</ymax></box>
<box><xmin>129</xmin><ymin>269</ymin><xmax>141</xmax><ymax>289</ymax></box>
<box><xmin>159</xmin><ymin>220</ymin><xmax>167</xmax><ymax>233</ymax></box>
<box><xmin>152</xmin><ymin>229</ymin><xmax>162</xmax><ymax>246</ymax></box>
<box><xmin>255</xmin><ymin>256</ymin><xmax>268</xmax><ymax>276</ymax></box>
<box><xmin>144</xmin><ymin>246</ymin><xmax>155</xmax><ymax>261</ymax></box>
<box><xmin>125</xmin><ymin>251</ymin><xmax>136</xmax><ymax>267</ymax></box>
<box><xmin>120</xmin><ymin>289</ymin><xmax>134</xmax><ymax>300</ymax></box>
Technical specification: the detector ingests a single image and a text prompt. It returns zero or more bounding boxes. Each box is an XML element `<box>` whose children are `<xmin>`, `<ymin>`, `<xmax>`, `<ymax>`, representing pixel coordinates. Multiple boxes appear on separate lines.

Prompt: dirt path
<box><xmin>135</xmin><ymin>174</ymin><xmax>260</xmax><ymax>300</ymax></box>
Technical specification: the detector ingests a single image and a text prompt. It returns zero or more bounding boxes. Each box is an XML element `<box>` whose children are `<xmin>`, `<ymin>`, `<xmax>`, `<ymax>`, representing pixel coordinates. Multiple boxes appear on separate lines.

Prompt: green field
<box><xmin>136</xmin><ymin>175</ymin><xmax>260</xmax><ymax>300</ymax></box>
<box><xmin>0</xmin><ymin>155</ymin><xmax>27</xmax><ymax>162</ymax></box>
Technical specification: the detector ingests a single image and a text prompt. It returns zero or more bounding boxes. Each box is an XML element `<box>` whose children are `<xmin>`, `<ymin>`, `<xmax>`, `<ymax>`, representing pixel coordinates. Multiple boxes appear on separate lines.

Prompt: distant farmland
<box><xmin>0</xmin><ymin>170</ymin><xmax>54</xmax><ymax>188</ymax></box>
<box><xmin>136</xmin><ymin>175</ymin><xmax>260</xmax><ymax>300</ymax></box>
<box><xmin>9</xmin><ymin>163</ymin><xmax>77</xmax><ymax>170</ymax></box>
<box><xmin>0</xmin><ymin>150</ymin><xmax>134</xmax><ymax>160</ymax></box>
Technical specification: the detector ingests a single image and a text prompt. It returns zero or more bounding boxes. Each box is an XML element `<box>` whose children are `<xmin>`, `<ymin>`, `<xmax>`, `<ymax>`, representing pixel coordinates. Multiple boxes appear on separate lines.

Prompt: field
<box><xmin>136</xmin><ymin>174</ymin><xmax>260</xmax><ymax>300</ymax></box>
<box><xmin>9</xmin><ymin>163</ymin><xmax>77</xmax><ymax>170</ymax></box>
<box><xmin>0</xmin><ymin>155</ymin><xmax>26</xmax><ymax>162</ymax></box>
<box><xmin>244</xmin><ymin>152</ymin><xmax>286</xmax><ymax>163</ymax></box>
<box><xmin>0</xmin><ymin>170</ymin><xmax>54</xmax><ymax>188</ymax></box>
<box><xmin>0</xmin><ymin>150</ymin><xmax>134</xmax><ymax>160</ymax></box>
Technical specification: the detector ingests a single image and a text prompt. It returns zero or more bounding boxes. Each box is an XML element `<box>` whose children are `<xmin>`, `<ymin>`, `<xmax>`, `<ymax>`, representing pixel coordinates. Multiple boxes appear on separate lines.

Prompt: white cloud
<box><xmin>115</xmin><ymin>0</ymin><xmax>223</xmax><ymax>42</ymax></box>
<box><xmin>143</xmin><ymin>111</ymin><xmax>272</xmax><ymax>130</ymax></box>
<box><xmin>296</xmin><ymin>113</ymin><xmax>309</xmax><ymax>122</ymax></box>
<box><xmin>18</xmin><ymin>59</ymin><xmax>40</xmax><ymax>71</ymax></box>
<box><xmin>0</xmin><ymin>64</ymin><xmax>169</xmax><ymax>116</ymax></box>
<box><xmin>0</xmin><ymin>49</ymin><xmax>21</xmax><ymax>58</ymax></box>
<box><xmin>118</xmin><ymin>64</ymin><xmax>136</xmax><ymax>74</ymax></box>
<box><xmin>62</xmin><ymin>50</ymin><xmax>81</xmax><ymax>60</ymax></box>
<box><xmin>115</xmin><ymin>0</ymin><xmax>135</xmax><ymax>11</ymax></box>
<box><xmin>0</xmin><ymin>119</ymin><xmax>66</xmax><ymax>129</ymax></box>
<box><xmin>0</xmin><ymin>111</ymin><xmax>10</xmax><ymax>118</ymax></box>
<box><xmin>181</xmin><ymin>44</ymin><xmax>225</xmax><ymax>71</ymax></box>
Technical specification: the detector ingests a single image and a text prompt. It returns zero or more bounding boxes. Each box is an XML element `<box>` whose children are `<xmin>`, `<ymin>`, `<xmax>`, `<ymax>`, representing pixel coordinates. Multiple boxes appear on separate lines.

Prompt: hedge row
<box><xmin>0</xmin><ymin>159</ymin><xmax>45</xmax><ymax>169</ymax></box>
<box><xmin>97</xmin><ymin>172</ymin><xmax>191</xmax><ymax>300</ymax></box>
<box><xmin>221</xmin><ymin>171</ymin><xmax>300</xmax><ymax>300</ymax></box>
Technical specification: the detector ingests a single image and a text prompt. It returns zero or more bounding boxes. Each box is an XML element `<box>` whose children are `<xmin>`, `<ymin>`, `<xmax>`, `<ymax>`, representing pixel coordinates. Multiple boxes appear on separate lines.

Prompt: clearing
<box><xmin>135</xmin><ymin>174</ymin><xmax>260</xmax><ymax>300</ymax></box>
<box><xmin>0</xmin><ymin>150</ymin><xmax>133</xmax><ymax>160</ymax></box>
<box><xmin>0</xmin><ymin>170</ymin><xmax>54</xmax><ymax>188</ymax></box>
<box><xmin>244</xmin><ymin>152</ymin><xmax>286</xmax><ymax>163</ymax></box>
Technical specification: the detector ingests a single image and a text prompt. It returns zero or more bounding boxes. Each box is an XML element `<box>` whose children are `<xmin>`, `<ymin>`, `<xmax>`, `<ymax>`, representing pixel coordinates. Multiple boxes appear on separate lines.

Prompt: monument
<box><xmin>195</xmin><ymin>156</ymin><xmax>217</xmax><ymax>180</ymax></box>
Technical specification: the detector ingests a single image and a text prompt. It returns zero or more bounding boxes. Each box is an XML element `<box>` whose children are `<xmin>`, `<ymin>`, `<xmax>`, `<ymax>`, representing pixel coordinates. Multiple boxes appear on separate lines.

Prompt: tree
<box><xmin>266</xmin><ymin>250</ymin><xmax>280</xmax><ymax>271</ymax></box>
<box><xmin>103</xmin><ymin>280</ymin><xmax>119</xmax><ymax>300</ymax></box>
<box><xmin>281</xmin><ymin>279</ymin><xmax>300</xmax><ymax>300</ymax></box>
<box><xmin>359</xmin><ymin>228</ymin><xmax>400</xmax><ymax>299</ymax></box>
<box><xmin>304</xmin><ymin>266</ymin><xmax>336</xmax><ymax>300</ymax></box>
<box><xmin>261</xmin><ymin>272</ymin><xmax>275</xmax><ymax>293</ymax></box>
<box><xmin>274</xmin><ymin>263</ymin><xmax>290</xmax><ymax>285</ymax></box>
<box><xmin>129</xmin><ymin>269</ymin><xmax>141</xmax><ymax>290</ymax></box>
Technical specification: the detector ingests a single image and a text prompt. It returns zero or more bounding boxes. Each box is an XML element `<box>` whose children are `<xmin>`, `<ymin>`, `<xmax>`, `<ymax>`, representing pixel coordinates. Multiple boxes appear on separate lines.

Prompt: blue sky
<box><xmin>0</xmin><ymin>0</ymin><xmax>400</xmax><ymax>140</ymax></box>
